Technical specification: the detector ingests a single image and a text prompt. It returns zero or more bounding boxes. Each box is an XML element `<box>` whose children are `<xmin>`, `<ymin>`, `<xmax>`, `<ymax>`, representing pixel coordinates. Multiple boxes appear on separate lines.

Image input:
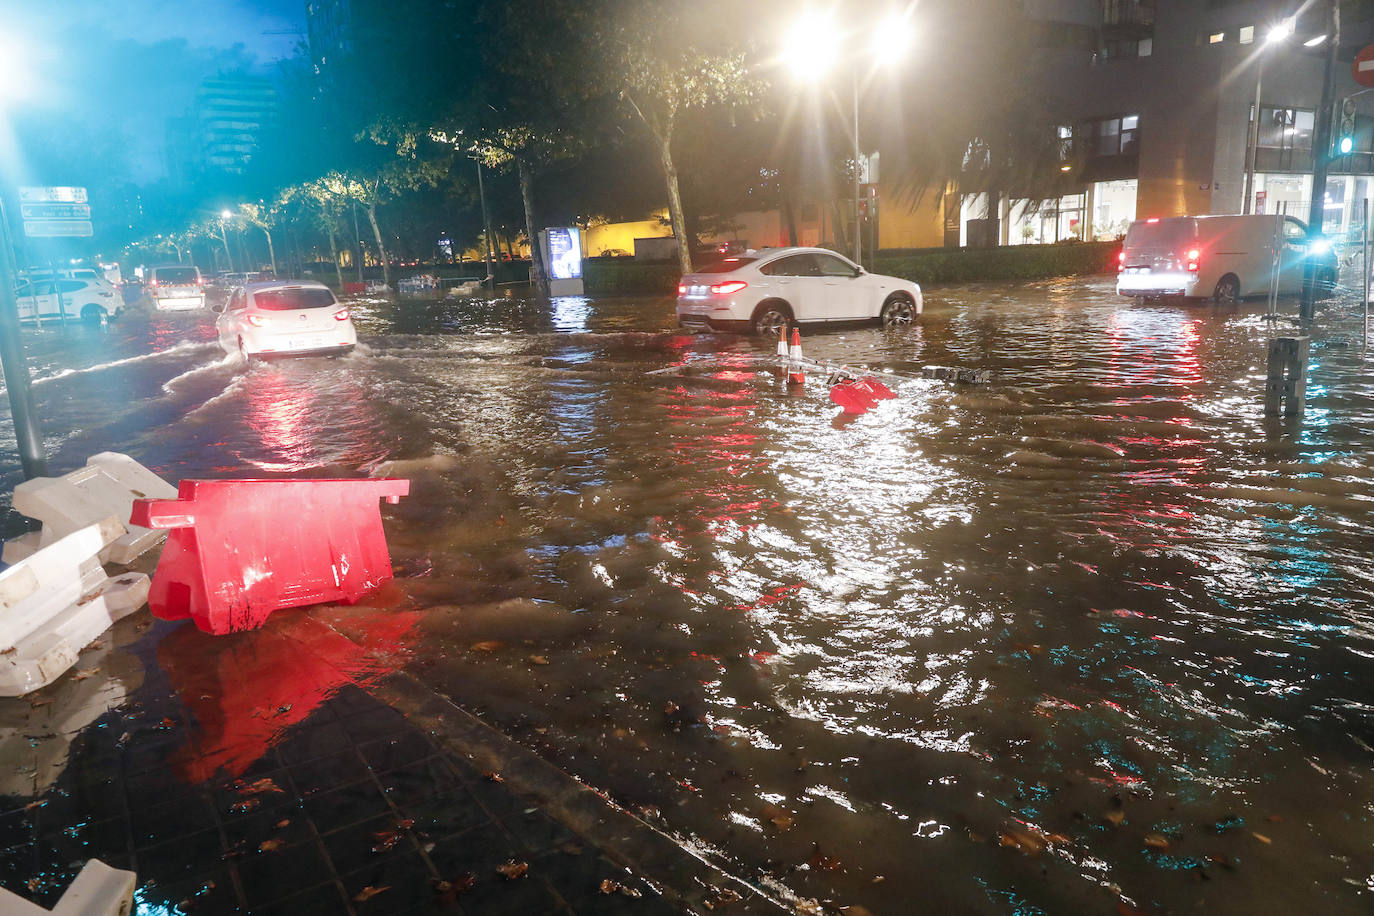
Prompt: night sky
<box><xmin>0</xmin><ymin>0</ymin><xmax>304</xmax><ymax>181</ymax></box>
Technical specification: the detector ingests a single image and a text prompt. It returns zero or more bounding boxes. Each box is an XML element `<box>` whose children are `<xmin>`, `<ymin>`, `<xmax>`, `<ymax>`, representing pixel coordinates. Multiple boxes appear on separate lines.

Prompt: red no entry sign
<box><xmin>1354</xmin><ymin>44</ymin><xmax>1374</xmax><ymax>87</ymax></box>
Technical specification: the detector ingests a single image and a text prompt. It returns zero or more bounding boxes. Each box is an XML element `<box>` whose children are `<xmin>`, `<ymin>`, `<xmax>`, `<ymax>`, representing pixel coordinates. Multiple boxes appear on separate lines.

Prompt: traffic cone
<box><xmin>776</xmin><ymin>325</ymin><xmax>788</xmax><ymax>359</ymax></box>
<box><xmin>788</xmin><ymin>327</ymin><xmax>805</xmax><ymax>386</ymax></box>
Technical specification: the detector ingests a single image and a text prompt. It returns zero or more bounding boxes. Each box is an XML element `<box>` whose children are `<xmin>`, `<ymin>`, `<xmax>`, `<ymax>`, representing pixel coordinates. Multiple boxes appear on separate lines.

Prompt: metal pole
<box><xmin>1302</xmin><ymin>0</ymin><xmax>1341</xmax><ymax>321</ymax></box>
<box><xmin>475</xmin><ymin>158</ymin><xmax>496</xmax><ymax>288</ymax></box>
<box><xmin>1243</xmin><ymin>55</ymin><xmax>1264</xmax><ymax>215</ymax></box>
<box><xmin>0</xmin><ymin>196</ymin><xmax>48</xmax><ymax>479</ymax></box>
<box><xmin>852</xmin><ymin>66</ymin><xmax>862</xmax><ymax>267</ymax></box>
<box><xmin>1365</xmin><ymin>197</ymin><xmax>1370</xmax><ymax>339</ymax></box>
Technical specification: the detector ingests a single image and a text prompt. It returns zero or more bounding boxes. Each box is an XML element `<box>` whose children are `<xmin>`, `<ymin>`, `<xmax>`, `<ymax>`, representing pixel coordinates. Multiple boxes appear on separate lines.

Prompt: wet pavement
<box><xmin>1</xmin><ymin>276</ymin><xmax>1373</xmax><ymax>914</ymax></box>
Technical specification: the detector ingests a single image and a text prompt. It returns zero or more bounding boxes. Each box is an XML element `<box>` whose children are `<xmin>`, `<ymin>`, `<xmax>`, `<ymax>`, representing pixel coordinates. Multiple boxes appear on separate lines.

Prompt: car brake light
<box><xmin>247</xmin><ymin>314</ymin><xmax>268</xmax><ymax>327</ymax></box>
<box><xmin>333</xmin><ymin>308</ymin><xmax>350</xmax><ymax>321</ymax></box>
<box><xmin>1185</xmin><ymin>248</ymin><xmax>1200</xmax><ymax>272</ymax></box>
<box><xmin>677</xmin><ymin>283</ymin><xmax>687</xmax><ymax>295</ymax></box>
<box><xmin>710</xmin><ymin>280</ymin><xmax>748</xmax><ymax>295</ymax></box>
<box><xmin>148</xmin><ymin>280</ymin><xmax>158</xmax><ymax>287</ymax></box>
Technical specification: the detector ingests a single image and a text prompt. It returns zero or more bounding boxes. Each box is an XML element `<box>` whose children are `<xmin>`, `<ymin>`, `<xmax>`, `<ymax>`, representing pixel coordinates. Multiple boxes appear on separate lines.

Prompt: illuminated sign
<box><xmin>546</xmin><ymin>227</ymin><xmax>582</xmax><ymax>280</ymax></box>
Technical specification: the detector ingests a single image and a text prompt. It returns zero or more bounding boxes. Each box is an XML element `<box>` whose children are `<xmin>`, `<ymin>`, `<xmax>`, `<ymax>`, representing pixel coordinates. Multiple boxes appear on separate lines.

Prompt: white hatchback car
<box><xmin>214</xmin><ymin>280</ymin><xmax>357</xmax><ymax>361</ymax></box>
<box><xmin>13</xmin><ymin>276</ymin><xmax>123</xmax><ymax>323</ymax></box>
<box><xmin>676</xmin><ymin>247</ymin><xmax>922</xmax><ymax>335</ymax></box>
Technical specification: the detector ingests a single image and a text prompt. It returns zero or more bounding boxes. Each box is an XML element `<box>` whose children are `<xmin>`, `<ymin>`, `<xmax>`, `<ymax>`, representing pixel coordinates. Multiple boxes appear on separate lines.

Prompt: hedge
<box><xmin>579</xmin><ymin>242</ymin><xmax>1120</xmax><ymax>296</ymax></box>
<box><xmin>871</xmin><ymin>240</ymin><xmax>1121</xmax><ymax>285</ymax></box>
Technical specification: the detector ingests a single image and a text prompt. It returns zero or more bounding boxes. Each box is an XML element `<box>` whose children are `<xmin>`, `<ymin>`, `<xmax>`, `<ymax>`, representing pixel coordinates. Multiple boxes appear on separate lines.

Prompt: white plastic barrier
<box><xmin>0</xmin><ymin>859</ymin><xmax>136</xmax><ymax>916</ymax></box>
<box><xmin>0</xmin><ymin>522</ymin><xmax>150</xmax><ymax>697</ymax></box>
<box><xmin>3</xmin><ymin>452</ymin><xmax>177</xmax><ymax>566</ymax></box>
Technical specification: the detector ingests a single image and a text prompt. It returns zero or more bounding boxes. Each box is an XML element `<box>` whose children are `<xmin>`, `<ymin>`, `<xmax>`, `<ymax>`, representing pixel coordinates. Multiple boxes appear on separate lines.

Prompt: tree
<box><xmin>236</xmin><ymin>203</ymin><xmax>277</xmax><ymax>276</ymax></box>
<box><xmin>604</xmin><ymin>0</ymin><xmax>762</xmax><ymax>274</ymax></box>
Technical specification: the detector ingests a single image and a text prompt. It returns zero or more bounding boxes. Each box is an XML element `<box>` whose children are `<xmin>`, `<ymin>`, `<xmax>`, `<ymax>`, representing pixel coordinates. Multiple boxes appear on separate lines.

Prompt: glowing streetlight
<box><xmin>1243</xmin><ymin>19</ymin><xmax>1295</xmax><ymax>214</ymax></box>
<box><xmin>785</xmin><ymin>11</ymin><xmax>914</xmax><ymax>267</ymax></box>
<box><xmin>220</xmin><ymin>208</ymin><xmax>233</xmax><ymax>220</ymax></box>
<box><xmin>784</xmin><ymin>14</ymin><xmax>838</xmax><ymax>83</ymax></box>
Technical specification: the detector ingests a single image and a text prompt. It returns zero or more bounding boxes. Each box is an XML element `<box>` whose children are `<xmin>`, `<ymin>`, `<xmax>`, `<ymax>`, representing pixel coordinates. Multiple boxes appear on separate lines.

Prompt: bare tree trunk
<box><xmin>365</xmin><ymin>203</ymin><xmax>391</xmax><ymax>291</ymax></box>
<box><xmin>328</xmin><ymin>225</ymin><xmax>344</xmax><ymax>289</ymax></box>
<box><xmin>261</xmin><ymin>227</ymin><xmax>277</xmax><ymax>276</ymax></box>
<box><xmin>830</xmin><ymin>200</ymin><xmax>849</xmax><ymax>253</ymax></box>
<box><xmin>782</xmin><ymin>182</ymin><xmax>799</xmax><ymax>247</ymax></box>
<box><xmin>219</xmin><ymin>226</ymin><xmax>235</xmax><ymax>273</ymax></box>
<box><xmin>517</xmin><ymin>159</ymin><xmax>547</xmax><ymax>294</ymax></box>
<box><xmin>657</xmin><ymin>136</ymin><xmax>693</xmax><ymax>276</ymax></box>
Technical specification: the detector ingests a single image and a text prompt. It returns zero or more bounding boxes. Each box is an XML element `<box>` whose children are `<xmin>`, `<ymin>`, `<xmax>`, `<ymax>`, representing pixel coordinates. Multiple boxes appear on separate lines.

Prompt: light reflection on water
<box><xmin>3</xmin><ymin>278</ymin><xmax>1373</xmax><ymax>913</ymax></box>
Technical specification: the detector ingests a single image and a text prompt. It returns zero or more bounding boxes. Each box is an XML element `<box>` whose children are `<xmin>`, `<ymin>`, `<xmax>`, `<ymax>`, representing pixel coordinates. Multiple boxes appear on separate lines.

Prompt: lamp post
<box><xmin>1242</xmin><ymin>19</ymin><xmax>1294</xmax><ymax>215</ymax></box>
<box><xmin>219</xmin><ymin>209</ymin><xmax>236</xmax><ymax>273</ymax></box>
<box><xmin>786</xmin><ymin>11</ymin><xmax>911</xmax><ymax>267</ymax></box>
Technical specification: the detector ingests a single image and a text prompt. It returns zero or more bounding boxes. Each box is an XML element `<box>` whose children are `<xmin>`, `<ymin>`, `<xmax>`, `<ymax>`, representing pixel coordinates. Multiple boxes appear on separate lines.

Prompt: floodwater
<box><xmin>3</xmin><ymin>277</ymin><xmax>1374</xmax><ymax>914</ymax></box>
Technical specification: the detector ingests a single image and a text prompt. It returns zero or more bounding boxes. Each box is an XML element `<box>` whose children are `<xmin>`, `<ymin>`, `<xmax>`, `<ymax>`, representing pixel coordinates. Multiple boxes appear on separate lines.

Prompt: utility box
<box><xmin>540</xmin><ymin>227</ymin><xmax>584</xmax><ymax>296</ymax></box>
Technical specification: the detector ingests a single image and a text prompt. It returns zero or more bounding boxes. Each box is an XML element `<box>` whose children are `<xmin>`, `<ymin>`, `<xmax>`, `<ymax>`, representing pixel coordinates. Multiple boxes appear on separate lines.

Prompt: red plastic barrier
<box><xmin>829</xmin><ymin>377</ymin><xmax>897</xmax><ymax>415</ymax></box>
<box><xmin>130</xmin><ymin>478</ymin><xmax>410</xmax><ymax>634</ymax></box>
<box><xmin>344</xmin><ymin>281</ymin><xmax>366</xmax><ymax>294</ymax></box>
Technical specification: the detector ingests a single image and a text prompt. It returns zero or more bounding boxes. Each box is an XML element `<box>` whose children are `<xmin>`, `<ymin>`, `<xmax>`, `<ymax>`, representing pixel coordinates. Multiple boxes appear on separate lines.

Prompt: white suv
<box><xmin>676</xmin><ymin>247</ymin><xmax>922</xmax><ymax>335</ymax></box>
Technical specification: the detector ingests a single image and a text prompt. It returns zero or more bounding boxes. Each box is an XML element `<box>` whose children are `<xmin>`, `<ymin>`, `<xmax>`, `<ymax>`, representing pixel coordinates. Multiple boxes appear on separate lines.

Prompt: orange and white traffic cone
<box><xmin>788</xmin><ymin>327</ymin><xmax>805</xmax><ymax>387</ymax></box>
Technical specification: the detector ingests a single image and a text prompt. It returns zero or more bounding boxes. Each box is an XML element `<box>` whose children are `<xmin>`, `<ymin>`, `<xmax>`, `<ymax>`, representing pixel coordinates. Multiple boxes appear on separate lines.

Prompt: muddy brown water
<box><xmin>3</xmin><ymin>276</ymin><xmax>1373</xmax><ymax>913</ymax></box>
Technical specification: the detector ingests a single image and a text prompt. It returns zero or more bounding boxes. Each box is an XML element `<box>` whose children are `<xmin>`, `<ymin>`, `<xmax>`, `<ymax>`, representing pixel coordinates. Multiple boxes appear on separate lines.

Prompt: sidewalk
<box><xmin>0</xmin><ymin>611</ymin><xmax>784</xmax><ymax>915</ymax></box>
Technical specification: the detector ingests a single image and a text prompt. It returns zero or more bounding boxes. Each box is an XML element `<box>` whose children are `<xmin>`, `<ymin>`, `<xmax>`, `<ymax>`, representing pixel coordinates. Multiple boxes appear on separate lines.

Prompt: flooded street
<box><xmin>4</xmin><ymin>276</ymin><xmax>1374</xmax><ymax>914</ymax></box>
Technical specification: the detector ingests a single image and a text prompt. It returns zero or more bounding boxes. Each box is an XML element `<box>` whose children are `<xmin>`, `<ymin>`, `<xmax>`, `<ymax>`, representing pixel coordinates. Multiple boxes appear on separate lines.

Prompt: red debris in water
<box><xmin>828</xmin><ymin>377</ymin><xmax>897</xmax><ymax>415</ymax></box>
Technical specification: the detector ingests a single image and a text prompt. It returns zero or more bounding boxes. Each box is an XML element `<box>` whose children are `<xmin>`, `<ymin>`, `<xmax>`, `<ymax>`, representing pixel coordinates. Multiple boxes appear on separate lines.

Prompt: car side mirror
<box><xmin>211</xmin><ymin>302</ymin><xmax>225</xmax><ymax>313</ymax></box>
<box><xmin>853</xmin><ymin>267</ymin><xmax>864</xmax><ymax>277</ymax></box>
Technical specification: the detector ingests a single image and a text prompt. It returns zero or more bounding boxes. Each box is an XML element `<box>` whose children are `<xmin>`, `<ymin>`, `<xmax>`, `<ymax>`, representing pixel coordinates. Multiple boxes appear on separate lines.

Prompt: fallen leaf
<box><xmin>1143</xmin><ymin>834</ymin><xmax>1170</xmax><ymax>850</ymax></box>
<box><xmin>999</xmin><ymin>828</ymin><xmax>1048</xmax><ymax>856</ymax></box>
<box><xmin>470</xmin><ymin>640</ymin><xmax>505</xmax><ymax>652</ymax></box>
<box><xmin>483</xmin><ymin>771</ymin><xmax>504</xmax><ymax>783</ymax></box>
<box><xmin>529</xmin><ymin>655</ymin><xmax>549</xmax><ymax>665</ymax></box>
<box><xmin>258</xmin><ymin>838</ymin><xmax>285</xmax><ymax>852</ymax></box>
<box><xmin>495</xmin><ymin>860</ymin><xmax>528</xmax><ymax>880</ymax></box>
<box><xmin>353</xmin><ymin>885</ymin><xmax>390</xmax><ymax>902</ymax></box>
<box><xmin>600</xmin><ymin>879</ymin><xmax>621</xmax><ymax>895</ymax></box>
<box><xmin>806</xmin><ymin>844</ymin><xmax>843</xmax><ymax>871</ymax></box>
<box><xmin>432</xmin><ymin>873</ymin><xmax>475</xmax><ymax>904</ymax></box>
<box><xmin>71</xmin><ymin>668</ymin><xmax>98</xmax><ymax>681</ymax></box>
<box><xmin>619</xmin><ymin>884</ymin><xmax>642</xmax><ymax>898</ymax></box>
<box><xmin>1252</xmin><ymin>831</ymin><xmax>1272</xmax><ymax>844</ymax></box>
<box><xmin>274</xmin><ymin>819</ymin><xmax>291</xmax><ymax>829</ymax></box>
<box><xmin>229</xmin><ymin>798</ymin><xmax>260</xmax><ymax>815</ymax></box>
<box><xmin>761</xmin><ymin>803</ymin><xmax>794</xmax><ymax>831</ymax></box>
<box><xmin>1103</xmin><ymin>810</ymin><xmax>1126</xmax><ymax>826</ymax></box>
<box><xmin>702</xmin><ymin>886</ymin><xmax>743</xmax><ymax>910</ymax></box>
<box><xmin>241</xmin><ymin>778</ymin><xmax>285</xmax><ymax>796</ymax></box>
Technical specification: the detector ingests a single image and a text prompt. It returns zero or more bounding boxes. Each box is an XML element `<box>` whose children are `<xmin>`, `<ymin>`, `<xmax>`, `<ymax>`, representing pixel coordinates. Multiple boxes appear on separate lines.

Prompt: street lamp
<box><xmin>1243</xmin><ymin>19</ymin><xmax>1295</xmax><ymax>215</ymax></box>
<box><xmin>786</xmin><ymin>11</ymin><xmax>912</xmax><ymax>267</ymax></box>
<box><xmin>218</xmin><ymin>209</ymin><xmax>236</xmax><ymax>273</ymax></box>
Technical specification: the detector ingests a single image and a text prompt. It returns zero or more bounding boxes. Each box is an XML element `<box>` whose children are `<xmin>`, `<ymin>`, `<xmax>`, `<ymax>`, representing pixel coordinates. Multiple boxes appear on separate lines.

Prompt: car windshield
<box><xmin>156</xmin><ymin>267</ymin><xmax>199</xmax><ymax>284</ymax></box>
<box><xmin>696</xmin><ymin>258</ymin><xmax>756</xmax><ymax>274</ymax></box>
<box><xmin>253</xmin><ymin>287</ymin><xmax>337</xmax><ymax>310</ymax></box>
<box><xmin>1124</xmin><ymin>220</ymin><xmax>1193</xmax><ymax>250</ymax></box>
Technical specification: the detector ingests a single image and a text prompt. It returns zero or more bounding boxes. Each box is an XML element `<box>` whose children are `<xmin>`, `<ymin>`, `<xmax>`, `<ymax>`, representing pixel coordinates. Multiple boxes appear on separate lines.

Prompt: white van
<box><xmin>1116</xmin><ymin>215</ymin><xmax>1337</xmax><ymax>303</ymax></box>
<box><xmin>145</xmin><ymin>265</ymin><xmax>205</xmax><ymax>311</ymax></box>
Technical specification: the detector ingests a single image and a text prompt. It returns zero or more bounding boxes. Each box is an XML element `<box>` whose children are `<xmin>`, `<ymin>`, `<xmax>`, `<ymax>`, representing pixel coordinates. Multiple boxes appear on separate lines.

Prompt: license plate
<box><xmin>289</xmin><ymin>336</ymin><xmax>324</xmax><ymax>350</ymax></box>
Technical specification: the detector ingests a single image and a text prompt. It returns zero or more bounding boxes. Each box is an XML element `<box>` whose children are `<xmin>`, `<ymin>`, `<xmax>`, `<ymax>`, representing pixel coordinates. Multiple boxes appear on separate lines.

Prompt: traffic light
<box><xmin>1338</xmin><ymin>97</ymin><xmax>1357</xmax><ymax>155</ymax></box>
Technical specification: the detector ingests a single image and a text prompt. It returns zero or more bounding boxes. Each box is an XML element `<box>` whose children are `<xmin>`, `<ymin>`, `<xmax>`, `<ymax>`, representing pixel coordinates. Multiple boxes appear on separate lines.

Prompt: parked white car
<box><xmin>676</xmin><ymin>247</ymin><xmax>922</xmax><ymax>335</ymax></box>
<box><xmin>214</xmin><ymin>280</ymin><xmax>357</xmax><ymax>361</ymax></box>
<box><xmin>12</xmin><ymin>276</ymin><xmax>123</xmax><ymax>323</ymax></box>
<box><xmin>145</xmin><ymin>265</ymin><xmax>205</xmax><ymax>311</ymax></box>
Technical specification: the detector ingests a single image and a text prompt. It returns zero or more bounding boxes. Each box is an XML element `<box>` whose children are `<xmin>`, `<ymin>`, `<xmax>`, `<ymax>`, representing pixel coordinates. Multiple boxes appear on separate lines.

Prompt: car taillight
<box><xmin>710</xmin><ymin>280</ymin><xmax>748</xmax><ymax>295</ymax></box>
<box><xmin>148</xmin><ymin>280</ymin><xmax>158</xmax><ymax>287</ymax></box>
<box><xmin>247</xmin><ymin>314</ymin><xmax>268</xmax><ymax>327</ymax></box>
<box><xmin>1117</xmin><ymin>250</ymin><xmax>1125</xmax><ymax>271</ymax></box>
<box><xmin>677</xmin><ymin>283</ymin><xmax>687</xmax><ymax>295</ymax></box>
<box><xmin>333</xmin><ymin>308</ymin><xmax>350</xmax><ymax>321</ymax></box>
<box><xmin>1185</xmin><ymin>248</ymin><xmax>1200</xmax><ymax>272</ymax></box>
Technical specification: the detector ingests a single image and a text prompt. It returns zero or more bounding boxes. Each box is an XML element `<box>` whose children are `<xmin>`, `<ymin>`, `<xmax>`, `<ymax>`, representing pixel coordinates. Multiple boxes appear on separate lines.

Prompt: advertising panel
<box><xmin>546</xmin><ymin>227</ymin><xmax>582</xmax><ymax>280</ymax></box>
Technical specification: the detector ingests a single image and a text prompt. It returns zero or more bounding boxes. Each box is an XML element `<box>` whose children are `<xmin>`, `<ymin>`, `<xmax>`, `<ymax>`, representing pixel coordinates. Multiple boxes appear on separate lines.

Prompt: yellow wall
<box><xmin>878</xmin><ymin>185</ymin><xmax>945</xmax><ymax>249</ymax></box>
<box><xmin>585</xmin><ymin>212</ymin><xmax>673</xmax><ymax>256</ymax></box>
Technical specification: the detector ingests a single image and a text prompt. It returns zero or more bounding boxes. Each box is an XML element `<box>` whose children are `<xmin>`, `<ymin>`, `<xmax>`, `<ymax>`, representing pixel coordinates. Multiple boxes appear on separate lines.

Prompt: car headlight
<box><xmin>1308</xmin><ymin>238</ymin><xmax>1332</xmax><ymax>256</ymax></box>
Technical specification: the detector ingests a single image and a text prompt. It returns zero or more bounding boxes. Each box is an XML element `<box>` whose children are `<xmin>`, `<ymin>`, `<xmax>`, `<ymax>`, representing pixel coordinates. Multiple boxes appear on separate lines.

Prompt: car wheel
<box><xmin>880</xmin><ymin>295</ymin><xmax>916</xmax><ymax>327</ymax></box>
<box><xmin>1212</xmin><ymin>274</ymin><xmax>1240</xmax><ymax>305</ymax></box>
<box><xmin>751</xmin><ymin>302</ymin><xmax>792</xmax><ymax>337</ymax></box>
<box><xmin>80</xmin><ymin>304</ymin><xmax>108</xmax><ymax>325</ymax></box>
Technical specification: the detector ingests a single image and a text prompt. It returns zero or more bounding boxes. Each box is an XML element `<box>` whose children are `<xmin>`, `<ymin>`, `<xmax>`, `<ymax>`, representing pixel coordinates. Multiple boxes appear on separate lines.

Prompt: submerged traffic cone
<box><xmin>788</xmin><ymin>327</ymin><xmax>805</xmax><ymax>386</ymax></box>
<box><xmin>777</xmin><ymin>325</ymin><xmax>789</xmax><ymax>358</ymax></box>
